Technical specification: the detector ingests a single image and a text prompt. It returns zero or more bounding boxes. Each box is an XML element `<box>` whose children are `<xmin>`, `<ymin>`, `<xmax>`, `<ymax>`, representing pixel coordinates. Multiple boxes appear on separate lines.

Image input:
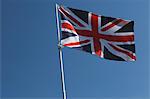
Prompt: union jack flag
<box><xmin>57</xmin><ymin>5</ymin><xmax>136</xmax><ymax>61</ymax></box>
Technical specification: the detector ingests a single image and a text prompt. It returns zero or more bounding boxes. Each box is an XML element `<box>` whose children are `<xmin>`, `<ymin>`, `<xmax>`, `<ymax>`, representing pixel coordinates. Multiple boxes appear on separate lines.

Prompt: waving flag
<box><xmin>57</xmin><ymin>5</ymin><xmax>136</xmax><ymax>61</ymax></box>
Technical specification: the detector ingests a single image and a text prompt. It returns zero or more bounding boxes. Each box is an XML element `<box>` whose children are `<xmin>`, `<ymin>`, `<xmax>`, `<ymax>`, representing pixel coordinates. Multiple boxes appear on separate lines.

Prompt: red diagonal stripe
<box><xmin>59</xmin><ymin>7</ymin><xmax>85</xmax><ymax>27</ymax></box>
<box><xmin>109</xmin><ymin>43</ymin><xmax>136</xmax><ymax>60</ymax></box>
<box><xmin>101</xmin><ymin>19</ymin><xmax>125</xmax><ymax>32</ymax></box>
<box><xmin>61</xmin><ymin>24</ymin><xmax>92</xmax><ymax>37</ymax></box>
<box><xmin>63</xmin><ymin>40</ymin><xmax>90</xmax><ymax>46</ymax></box>
<box><xmin>61</xmin><ymin>22</ymin><xmax>76</xmax><ymax>32</ymax></box>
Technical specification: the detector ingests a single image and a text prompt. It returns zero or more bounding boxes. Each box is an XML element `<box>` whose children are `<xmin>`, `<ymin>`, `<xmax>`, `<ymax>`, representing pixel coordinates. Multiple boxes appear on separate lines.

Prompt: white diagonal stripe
<box><xmin>102</xmin><ymin>40</ymin><xmax>133</xmax><ymax>61</ymax></box>
<box><xmin>64</xmin><ymin>7</ymin><xmax>88</xmax><ymax>27</ymax></box>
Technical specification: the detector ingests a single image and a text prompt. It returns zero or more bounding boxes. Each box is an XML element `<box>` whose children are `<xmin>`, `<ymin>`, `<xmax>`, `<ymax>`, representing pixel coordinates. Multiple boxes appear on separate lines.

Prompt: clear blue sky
<box><xmin>1</xmin><ymin>0</ymin><xmax>149</xmax><ymax>99</ymax></box>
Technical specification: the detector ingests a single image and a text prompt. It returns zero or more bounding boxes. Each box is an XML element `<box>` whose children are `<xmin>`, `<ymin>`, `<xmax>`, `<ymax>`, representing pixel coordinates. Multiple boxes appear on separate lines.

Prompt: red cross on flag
<box><xmin>57</xmin><ymin>5</ymin><xmax>136</xmax><ymax>61</ymax></box>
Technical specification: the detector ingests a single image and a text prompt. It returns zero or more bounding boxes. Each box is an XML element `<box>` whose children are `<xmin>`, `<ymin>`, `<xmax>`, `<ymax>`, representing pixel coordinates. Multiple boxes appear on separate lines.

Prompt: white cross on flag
<box><xmin>57</xmin><ymin>5</ymin><xmax>136</xmax><ymax>61</ymax></box>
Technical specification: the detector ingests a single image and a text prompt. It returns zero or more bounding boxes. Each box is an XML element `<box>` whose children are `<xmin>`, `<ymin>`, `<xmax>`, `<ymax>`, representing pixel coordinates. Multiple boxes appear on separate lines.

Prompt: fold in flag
<box><xmin>57</xmin><ymin>5</ymin><xmax>136</xmax><ymax>61</ymax></box>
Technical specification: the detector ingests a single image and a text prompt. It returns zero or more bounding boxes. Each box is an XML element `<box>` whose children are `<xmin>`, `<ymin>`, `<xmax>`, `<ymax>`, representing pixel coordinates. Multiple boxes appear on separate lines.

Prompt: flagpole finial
<box><xmin>56</xmin><ymin>3</ymin><xmax>59</xmax><ymax>8</ymax></box>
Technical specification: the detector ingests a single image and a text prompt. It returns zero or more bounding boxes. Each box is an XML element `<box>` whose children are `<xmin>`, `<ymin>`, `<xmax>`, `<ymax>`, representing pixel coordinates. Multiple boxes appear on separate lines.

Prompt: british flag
<box><xmin>58</xmin><ymin>5</ymin><xmax>136</xmax><ymax>61</ymax></box>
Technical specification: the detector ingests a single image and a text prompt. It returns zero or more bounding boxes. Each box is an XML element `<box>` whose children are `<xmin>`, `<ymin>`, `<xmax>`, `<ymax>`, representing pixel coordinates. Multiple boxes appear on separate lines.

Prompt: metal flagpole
<box><xmin>55</xmin><ymin>4</ymin><xmax>67</xmax><ymax>99</ymax></box>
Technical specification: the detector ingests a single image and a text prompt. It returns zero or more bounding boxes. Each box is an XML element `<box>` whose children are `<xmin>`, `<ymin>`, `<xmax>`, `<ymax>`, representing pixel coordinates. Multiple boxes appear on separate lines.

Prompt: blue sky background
<box><xmin>1</xmin><ymin>0</ymin><xmax>150</xmax><ymax>99</ymax></box>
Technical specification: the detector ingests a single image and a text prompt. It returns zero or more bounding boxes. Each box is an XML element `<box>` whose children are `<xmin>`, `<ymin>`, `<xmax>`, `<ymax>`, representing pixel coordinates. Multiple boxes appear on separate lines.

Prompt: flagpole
<box><xmin>55</xmin><ymin>4</ymin><xmax>67</xmax><ymax>99</ymax></box>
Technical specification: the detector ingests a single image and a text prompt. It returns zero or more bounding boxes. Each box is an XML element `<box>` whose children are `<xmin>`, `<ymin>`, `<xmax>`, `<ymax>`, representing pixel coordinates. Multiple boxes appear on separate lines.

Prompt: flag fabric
<box><xmin>57</xmin><ymin>5</ymin><xmax>136</xmax><ymax>61</ymax></box>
